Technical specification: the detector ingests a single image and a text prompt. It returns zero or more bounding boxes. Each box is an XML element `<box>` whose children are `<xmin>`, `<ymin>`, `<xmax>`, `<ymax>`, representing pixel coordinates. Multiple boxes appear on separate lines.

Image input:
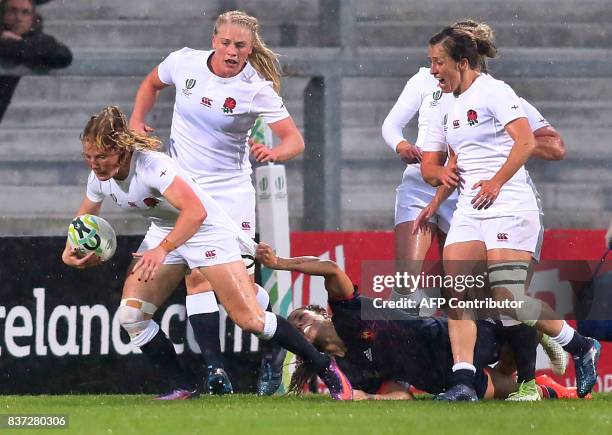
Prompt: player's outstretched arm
<box><xmin>256</xmin><ymin>243</ymin><xmax>354</xmax><ymax>299</ymax></box>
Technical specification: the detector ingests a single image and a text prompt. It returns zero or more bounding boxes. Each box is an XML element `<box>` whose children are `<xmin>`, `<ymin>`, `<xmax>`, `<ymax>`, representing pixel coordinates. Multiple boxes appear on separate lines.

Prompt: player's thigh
<box><xmin>198</xmin><ymin>261</ymin><xmax>264</xmax><ymax>332</ymax></box>
<box><xmin>395</xmin><ymin>220</ymin><xmax>436</xmax><ymax>263</ymax></box>
<box><xmin>122</xmin><ymin>260</ymin><xmax>186</xmax><ymax>307</ymax></box>
<box><xmin>185</xmin><ymin>257</ymin><xmax>256</xmax><ymax>298</ymax></box>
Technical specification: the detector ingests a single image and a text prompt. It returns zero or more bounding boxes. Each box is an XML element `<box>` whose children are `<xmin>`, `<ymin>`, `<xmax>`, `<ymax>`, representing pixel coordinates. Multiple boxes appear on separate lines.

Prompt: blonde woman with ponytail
<box><xmin>129</xmin><ymin>10</ymin><xmax>304</xmax><ymax>394</ymax></box>
<box><xmin>63</xmin><ymin>106</ymin><xmax>351</xmax><ymax>402</ymax></box>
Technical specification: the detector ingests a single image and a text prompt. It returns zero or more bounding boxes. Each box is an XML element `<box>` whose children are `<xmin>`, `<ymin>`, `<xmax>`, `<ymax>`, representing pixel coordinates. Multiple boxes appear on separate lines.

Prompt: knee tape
<box><xmin>488</xmin><ymin>262</ymin><xmax>541</xmax><ymax>324</ymax></box>
<box><xmin>117</xmin><ymin>299</ymin><xmax>160</xmax><ymax>346</ymax></box>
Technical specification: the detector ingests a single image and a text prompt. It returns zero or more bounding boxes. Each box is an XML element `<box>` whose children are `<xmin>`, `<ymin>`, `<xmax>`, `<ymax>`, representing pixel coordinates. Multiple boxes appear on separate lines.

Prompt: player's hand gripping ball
<box><xmin>67</xmin><ymin>214</ymin><xmax>117</xmax><ymax>261</ymax></box>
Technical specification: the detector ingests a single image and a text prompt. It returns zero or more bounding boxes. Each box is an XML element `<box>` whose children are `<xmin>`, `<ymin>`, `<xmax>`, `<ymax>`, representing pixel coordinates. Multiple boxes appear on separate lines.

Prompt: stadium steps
<box><xmin>41</xmin><ymin>0</ymin><xmax>319</xmax><ymax>21</ymax></box>
<box><xmin>6</xmin><ymin>99</ymin><xmax>612</xmax><ymax>130</ymax></box>
<box><xmin>353</xmin><ymin>0</ymin><xmax>612</xmax><ymax>24</ymax></box>
<box><xmin>352</xmin><ymin>21</ymin><xmax>612</xmax><ymax>48</ymax></box>
<box><xmin>44</xmin><ymin>19</ymin><xmax>612</xmax><ymax>51</ymax></box>
<box><xmin>2</xmin><ymin>0</ymin><xmax>609</xmax><ymax>233</ymax></box>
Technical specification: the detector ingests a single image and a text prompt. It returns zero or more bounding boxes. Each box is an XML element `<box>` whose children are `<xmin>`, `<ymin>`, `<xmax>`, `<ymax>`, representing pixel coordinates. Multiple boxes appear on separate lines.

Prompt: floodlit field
<box><xmin>1</xmin><ymin>394</ymin><xmax>611</xmax><ymax>435</ymax></box>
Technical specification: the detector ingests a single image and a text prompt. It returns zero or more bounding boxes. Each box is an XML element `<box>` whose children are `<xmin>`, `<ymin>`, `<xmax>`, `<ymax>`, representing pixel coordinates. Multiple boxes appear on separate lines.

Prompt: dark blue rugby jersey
<box><xmin>329</xmin><ymin>293</ymin><xmax>452</xmax><ymax>394</ymax></box>
<box><xmin>329</xmin><ymin>293</ymin><xmax>501</xmax><ymax>395</ymax></box>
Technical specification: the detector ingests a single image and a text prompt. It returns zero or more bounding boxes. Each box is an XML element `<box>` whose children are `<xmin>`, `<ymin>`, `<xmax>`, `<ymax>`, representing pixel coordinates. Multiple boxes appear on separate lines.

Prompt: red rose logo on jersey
<box><xmin>222</xmin><ymin>97</ymin><xmax>237</xmax><ymax>114</ymax></box>
<box><xmin>467</xmin><ymin>109</ymin><xmax>479</xmax><ymax>126</ymax></box>
<box><xmin>143</xmin><ymin>197</ymin><xmax>160</xmax><ymax>208</ymax></box>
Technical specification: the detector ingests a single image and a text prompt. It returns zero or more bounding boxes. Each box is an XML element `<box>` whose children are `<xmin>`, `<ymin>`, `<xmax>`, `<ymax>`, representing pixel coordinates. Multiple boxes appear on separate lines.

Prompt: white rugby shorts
<box><xmin>445</xmin><ymin>209</ymin><xmax>541</xmax><ymax>253</ymax></box>
<box><xmin>137</xmin><ymin>223</ymin><xmax>243</xmax><ymax>269</ymax></box>
<box><xmin>394</xmin><ymin>165</ymin><xmax>457</xmax><ymax>233</ymax></box>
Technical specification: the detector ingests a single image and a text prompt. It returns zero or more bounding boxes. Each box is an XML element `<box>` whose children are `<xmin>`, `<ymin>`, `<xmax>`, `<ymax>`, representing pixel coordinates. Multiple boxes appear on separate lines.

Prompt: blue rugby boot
<box><xmin>205</xmin><ymin>366</ymin><xmax>233</xmax><ymax>395</ymax></box>
<box><xmin>434</xmin><ymin>384</ymin><xmax>478</xmax><ymax>401</ymax></box>
<box><xmin>257</xmin><ymin>347</ymin><xmax>287</xmax><ymax>396</ymax></box>
<box><xmin>573</xmin><ymin>338</ymin><xmax>601</xmax><ymax>398</ymax></box>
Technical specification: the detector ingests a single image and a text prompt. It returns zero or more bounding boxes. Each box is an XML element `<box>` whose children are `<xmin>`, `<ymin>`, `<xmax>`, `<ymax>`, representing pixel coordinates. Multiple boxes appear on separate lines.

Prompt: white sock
<box><xmin>452</xmin><ymin>362</ymin><xmax>476</xmax><ymax>373</ymax></box>
<box><xmin>185</xmin><ymin>292</ymin><xmax>218</xmax><ymax>316</ymax></box>
<box><xmin>551</xmin><ymin>321</ymin><xmax>575</xmax><ymax>347</ymax></box>
<box><xmin>255</xmin><ymin>284</ymin><xmax>270</xmax><ymax>310</ymax></box>
<box><xmin>131</xmin><ymin>320</ymin><xmax>160</xmax><ymax>347</ymax></box>
<box><xmin>258</xmin><ymin>311</ymin><xmax>277</xmax><ymax>340</ymax></box>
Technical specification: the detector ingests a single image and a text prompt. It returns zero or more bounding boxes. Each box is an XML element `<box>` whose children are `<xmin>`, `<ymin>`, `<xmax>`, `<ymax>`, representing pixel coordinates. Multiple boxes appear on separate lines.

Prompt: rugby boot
<box><xmin>256</xmin><ymin>347</ymin><xmax>287</xmax><ymax>395</ymax></box>
<box><xmin>573</xmin><ymin>338</ymin><xmax>601</xmax><ymax>398</ymax></box>
<box><xmin>540</xmin><ymin>334</ymin><xmax>568</xmax><ymax>375</ymax></box>
<box><xmin>205</xmin><ymin>366</ymin><xmax>233</xmax><ymax>395</ymax></box>
<box><xmin>506</xmin><ymin>379</ymin><xmax>540</xmax><ymax>401</ymax></box>
<box><xmin>154</xmin><ymin>388</ymin><xmax>198</xmax><ymax>400</ymax></box>
<box><xmin>318</xmin><ymin>359</ymin><xmax>353</xmax><ymax>400</ymax></box>
<box><xmin>536</xmin><ymin>374</ymin><xmax>591</xmax><ymax>400</ymax></box>
<box><xmin>434</xmin><ymin>384</ymin><xmax>478</xmax><ymax>401</ymax></box>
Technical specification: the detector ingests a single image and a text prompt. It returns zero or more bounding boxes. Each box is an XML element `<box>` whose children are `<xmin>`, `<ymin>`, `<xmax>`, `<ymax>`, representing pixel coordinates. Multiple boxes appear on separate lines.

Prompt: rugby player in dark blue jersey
<box><xmin>256</xmin><ymin>243</ymin><xmax>583</xmax><ymax>400</ymax></box>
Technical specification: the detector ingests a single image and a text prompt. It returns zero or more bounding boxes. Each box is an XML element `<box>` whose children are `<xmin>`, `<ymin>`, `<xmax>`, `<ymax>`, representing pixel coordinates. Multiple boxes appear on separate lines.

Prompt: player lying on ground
<box><xmin>256</xmin><ymin>243</ymin><xmax>585</xmax><ymax>400</ymax></box>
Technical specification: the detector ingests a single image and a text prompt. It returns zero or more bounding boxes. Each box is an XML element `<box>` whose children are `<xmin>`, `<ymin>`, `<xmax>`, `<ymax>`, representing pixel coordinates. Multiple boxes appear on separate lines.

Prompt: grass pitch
<box><xmin>1</xmin><ymin>394</ymin><xmax>610</xmax><ymax>435</ymax></box>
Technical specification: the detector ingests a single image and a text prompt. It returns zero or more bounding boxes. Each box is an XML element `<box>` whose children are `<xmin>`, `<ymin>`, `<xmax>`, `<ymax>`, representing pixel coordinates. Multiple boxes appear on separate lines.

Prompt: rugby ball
<box><xmin>67</xmin><ymin>214</ymin><xmax>117</xmax><ymax>261</ymax></box>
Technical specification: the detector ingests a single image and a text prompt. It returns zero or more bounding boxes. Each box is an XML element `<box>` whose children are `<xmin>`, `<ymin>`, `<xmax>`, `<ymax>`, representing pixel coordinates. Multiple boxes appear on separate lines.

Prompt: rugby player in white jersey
<box><xmin>62</xmin><ymin>106</ymin><xmax>352</xmax><ymax>401</ymax></box>
<box><xmin>129</xmin><ymin>11</ymin><xmax>304</xmax><ymax>395</ymax></box>
<box><xmin>420</xmin><ymin>26</ymin><xmax>600</xmax><ymax>401</ymax></box>
<box><xmin>383</xmin><ymin>20</ymin><xmax>569</xmax><ymax>392</ymax></box>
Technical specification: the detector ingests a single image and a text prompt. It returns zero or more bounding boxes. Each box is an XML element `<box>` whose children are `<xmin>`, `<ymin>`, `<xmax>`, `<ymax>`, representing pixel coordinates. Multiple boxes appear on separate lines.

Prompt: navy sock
<box><xmin>451</xmin><ymin>369</ymin><xmax>476</xmax><ymax>388</ymax></box>
<box><xmin>140</xmin><ymin>329</ymin><xmax>194</xmax><ymax>390</ymax></box>
<box><xmin>562</xmin><ymin>331</ymin><xmax>591</xmax><ymax>357</ymax></box>
<box><xmin>270</xmin><ymin>315</ymin><xmax>330</xmax><ymax>372</ymax></box>
<box><xmin>189</xmin><ymin>312</ymin><xmax>224</xmax><ymax>369</ymax></box>
<box><xmin>504</xmin><ymin>324</ymin><xmax>537</xmax><ymax>383</ymax></box>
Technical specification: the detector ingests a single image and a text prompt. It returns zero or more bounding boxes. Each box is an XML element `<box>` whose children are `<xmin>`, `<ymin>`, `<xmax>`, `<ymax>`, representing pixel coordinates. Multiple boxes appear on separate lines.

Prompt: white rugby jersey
<box><xmin>157</xmin><ymin>48</ymin><xmax>290</xmax><ymax>181</ymax></box>
<box><xmin>86</xmin><ymin>150</ymin><xmax>252</xmax><ymax>243</ymax></box>
<box><xmin>424</xmin><ymin>74</ymin><xmax>538</xmax><ymax>216</ymax></box>
<box><xmin>382</xmin><ymin>67</ymin><xmax>452</xmax><ymax>185</ymax></box>
<box><xmin>382</xmin><ymin>67</ymin><xmax>444</xmax><ymax>152</ymax></box>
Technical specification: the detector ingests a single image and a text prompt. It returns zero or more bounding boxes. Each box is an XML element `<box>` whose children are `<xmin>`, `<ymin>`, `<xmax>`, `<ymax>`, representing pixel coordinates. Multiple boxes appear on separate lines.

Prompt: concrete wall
<box><xmin>1</xmin><ymin>0</ymin><xmax>610</xmax><ymax>234</ymax></box>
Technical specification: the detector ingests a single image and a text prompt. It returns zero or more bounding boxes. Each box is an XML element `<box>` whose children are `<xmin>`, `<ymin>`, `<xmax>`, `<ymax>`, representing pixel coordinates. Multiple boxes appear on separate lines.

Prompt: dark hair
<box><xmin>287</xmin><ymin>304</ymin><xmax>331</xmax><ymax>395</ymax></box>
<box><xmin>450</xmin><ymin>19</ymin><xmax>496</xmax><ymax>73</ymax></box>
<box><xmin>1</xmin><ymin>0</ymin><xmax>42</xmax><ymax>34</ymax></box>
<box><xmin>429</xmin><ymin>25</ymin><xmax>497</xmax><ymax>71</ymax></box>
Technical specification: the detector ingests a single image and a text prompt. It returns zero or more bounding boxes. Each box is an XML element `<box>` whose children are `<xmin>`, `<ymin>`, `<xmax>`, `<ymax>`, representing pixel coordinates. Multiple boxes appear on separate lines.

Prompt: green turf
<box><xmin>0</xmin><ymin>394</ymin><xmax>610</xmax><ymax>435</ymax></box>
